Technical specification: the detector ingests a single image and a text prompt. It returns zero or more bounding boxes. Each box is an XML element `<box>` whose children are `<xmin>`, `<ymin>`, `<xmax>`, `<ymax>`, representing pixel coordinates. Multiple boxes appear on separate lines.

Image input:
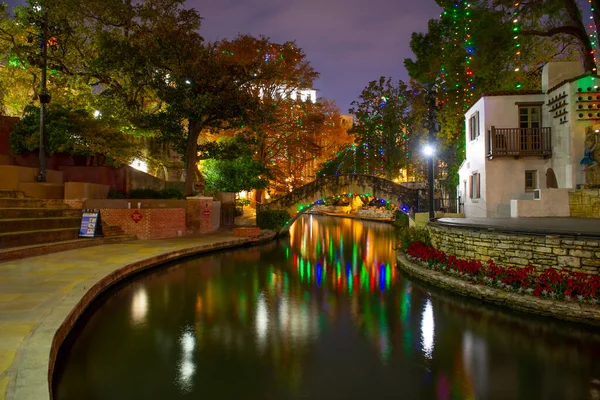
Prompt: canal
<box><xmin>54</xmin><ymin>215</ymin><xmax>600</xmax><ymax>400</ymax></box>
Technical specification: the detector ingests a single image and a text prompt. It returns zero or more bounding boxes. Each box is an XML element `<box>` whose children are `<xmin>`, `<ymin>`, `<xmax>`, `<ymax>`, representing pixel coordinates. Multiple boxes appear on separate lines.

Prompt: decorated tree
<box><xmin>345</xmin><ymin>77</ymin><xmax>414</xmax><ymax>180</ymax></box>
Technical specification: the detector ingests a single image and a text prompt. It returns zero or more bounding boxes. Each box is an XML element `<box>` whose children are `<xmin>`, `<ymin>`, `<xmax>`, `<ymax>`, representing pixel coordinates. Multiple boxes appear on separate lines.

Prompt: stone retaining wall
<box><xmin>396</xmin><ymin>253</ymin><xmax>600</xmax><ymax>326</ymax></box>
<box><xmin>569</xmin><ymin>189</ymin><xmax>600</xmax><ymax>217</ymax></box>
<box><xmin>429</xmin><ymin>224</ymin><xmax>600</xmax><ymax>275</ymax></box>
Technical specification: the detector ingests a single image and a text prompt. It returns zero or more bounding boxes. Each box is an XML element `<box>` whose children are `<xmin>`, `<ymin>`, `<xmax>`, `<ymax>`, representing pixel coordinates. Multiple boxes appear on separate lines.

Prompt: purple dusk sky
<box><xmin>194</xmin><ymin>0</ymin><xmax>443</xmax><ymax>113</ymax></box>
<box><xmin>4</xmin><ymin>0</ymin><xmax>443</xmax><ymax>114</ymax></box>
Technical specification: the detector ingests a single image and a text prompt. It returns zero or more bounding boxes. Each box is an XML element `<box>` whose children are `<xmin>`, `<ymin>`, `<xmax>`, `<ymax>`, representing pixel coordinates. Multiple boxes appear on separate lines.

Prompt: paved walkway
<box><xmin>436</xmin><ymin>217</ymin><xmax>600</xmax><ymax>238</ymax></box>
<box><xmin>0</xmin><ymin>231</ymin><xmax>257</xmax><ymax>400</ymax></box>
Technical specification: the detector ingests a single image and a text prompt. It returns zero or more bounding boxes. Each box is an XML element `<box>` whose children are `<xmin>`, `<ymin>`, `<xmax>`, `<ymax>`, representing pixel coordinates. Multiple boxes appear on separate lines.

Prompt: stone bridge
<box><xmin>258</xmin><ymin>174</ymin><xmax>422</xmax><ymax>231</ymax></box>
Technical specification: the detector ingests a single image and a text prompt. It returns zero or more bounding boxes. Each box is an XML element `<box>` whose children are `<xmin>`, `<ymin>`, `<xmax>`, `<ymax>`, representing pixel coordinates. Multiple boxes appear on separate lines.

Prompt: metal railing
<box><xmin>488</xmin><ymin>126</ymin><xmax>551</xmax><ymax>158</ymax></box>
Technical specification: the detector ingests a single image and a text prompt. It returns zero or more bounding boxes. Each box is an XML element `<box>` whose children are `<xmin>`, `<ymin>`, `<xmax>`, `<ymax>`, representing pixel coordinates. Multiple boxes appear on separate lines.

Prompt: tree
<box><xmin>491</xmin><ymin>0</ymin><xmax>596</xmax><ymax>72</ymax></box>
<box><xmin>201</xmin><ymin>156</ymin><xmax>269</xmax><ymax>194</ymax></box>
<box><xmin>150</xmin><ymin>34</ymin><xmax>319</xmax><ymax>196</ymax></box>
<box><xmin>347</xmin><ymin>77</ymin><xmax>414</xmax><ymax>180</ymax></box>
<box><xmin>403</xmin><ymin>0</ymin><xmax>583</xmax><ymax>191</ymax></box>
<box><xmin>9</xmin><ymin>104</ymin><xmax>140</xmax><ymax>165</ymax></box>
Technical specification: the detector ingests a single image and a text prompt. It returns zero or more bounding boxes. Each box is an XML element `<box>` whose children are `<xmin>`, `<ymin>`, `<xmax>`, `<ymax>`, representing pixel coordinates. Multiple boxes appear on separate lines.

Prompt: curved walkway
<box><xmin>0</xmin><ymin>231</ymin><xmax>271</xmax><ymax>400</ymax></box>
<box><xmin>396</xmin><ymin>252</ymin><xmax>600</xmax><ymax>327</ymax></box>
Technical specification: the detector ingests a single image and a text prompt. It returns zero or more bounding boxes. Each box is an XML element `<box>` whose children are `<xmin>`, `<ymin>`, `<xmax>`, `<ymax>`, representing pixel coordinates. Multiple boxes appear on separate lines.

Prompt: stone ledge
<box><xmin>396</xmin><ymin>252</ymin><xmax>600</xmax><ymax>327</ymax></box>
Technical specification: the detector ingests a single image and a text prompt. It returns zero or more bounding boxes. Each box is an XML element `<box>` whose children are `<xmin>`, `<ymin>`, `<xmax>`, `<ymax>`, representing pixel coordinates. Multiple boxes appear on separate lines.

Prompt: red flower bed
<box><xmin>406</xmin><ymin>242</ymin><xmax>600</xmax><ymax>302</ymax></box>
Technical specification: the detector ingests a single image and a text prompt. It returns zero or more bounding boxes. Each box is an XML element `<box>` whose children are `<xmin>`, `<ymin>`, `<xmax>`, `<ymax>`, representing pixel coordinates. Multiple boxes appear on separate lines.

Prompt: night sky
<box><xmin>3</xmin><ymin>0</ymin><xmax>442</xmax><ymax>114</ymax></box>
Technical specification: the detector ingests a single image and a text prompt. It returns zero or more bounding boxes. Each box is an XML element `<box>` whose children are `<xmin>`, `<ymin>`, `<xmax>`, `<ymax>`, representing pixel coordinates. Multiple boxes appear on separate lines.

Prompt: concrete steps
<box><xmin>0</xmin><ymin>208</ymin><xmax>82</xmax><ymax>219</ymax></box>
<box><xmin>0</xmin><ymin>216</ymin><xmax>82</xmax><ymax>233</ymax></box>
<box><xmin>0</xmin><ymin>227</ymin><xmax>81</xmax><ymax>248</ymax></box>
<box><xmin>0</xmin><ymin>198</ymin><xmax>70</xmax><ymax>209</ymax></box>
<box><xmin>0</xmin><ymin>190</ymin><xmax>137</xmax><ymax>254</ymax></box>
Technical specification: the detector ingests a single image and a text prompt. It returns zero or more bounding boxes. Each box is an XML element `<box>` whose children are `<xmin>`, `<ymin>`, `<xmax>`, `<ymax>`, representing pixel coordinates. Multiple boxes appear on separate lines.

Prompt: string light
<box><xmin>513</xmin><ymin>2</ymin><xmax>522</xmax><ymax>88</ymax></box>
<box><xmin>588</xmin><ymin>0</ymin><xmax>598</xmax><ymax>72</ymax></box>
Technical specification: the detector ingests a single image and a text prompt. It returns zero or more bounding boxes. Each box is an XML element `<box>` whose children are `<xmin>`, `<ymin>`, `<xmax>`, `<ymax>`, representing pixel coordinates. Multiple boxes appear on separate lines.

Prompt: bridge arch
<box><xmin>258</xmin><ymin>174</ymin><xmax>422</xmax><ymax>233</ymax></box>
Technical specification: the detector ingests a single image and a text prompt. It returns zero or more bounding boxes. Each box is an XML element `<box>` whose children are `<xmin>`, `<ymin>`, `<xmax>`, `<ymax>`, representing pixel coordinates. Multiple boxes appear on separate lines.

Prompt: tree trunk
<box><xmin>184</xmin><ymin>120</ymin><xmax>200</xmax><ymax>196</ymax></box>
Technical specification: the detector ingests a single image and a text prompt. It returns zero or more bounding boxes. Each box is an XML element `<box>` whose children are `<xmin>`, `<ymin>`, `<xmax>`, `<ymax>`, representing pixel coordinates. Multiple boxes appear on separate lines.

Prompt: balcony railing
<box><xmin>487</xmin><ymin>126</ymin><xmax>552</xmax><ymax>158</ymax></box>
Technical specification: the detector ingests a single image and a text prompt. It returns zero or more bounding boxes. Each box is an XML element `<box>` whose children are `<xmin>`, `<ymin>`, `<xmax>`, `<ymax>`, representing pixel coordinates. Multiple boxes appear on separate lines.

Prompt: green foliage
<box><xmin>9</xmin><ymin>105</ymin><xmax>140</xmax><ymax>166</ymax></box>
<box><xmin>396</xmin><ymin>227</ymin><xmax>431</xmax><ymax>252</ymax></box>
<box><xmin>107</xmin><ymin>189</ymin><xmax>127</xmax><ymax>199</ymax></box>
<box><xmin>128</xmin><ymin>188</ymin><xmax>185</xmax><ymax>199</ymax></box>
<box><xmin>392</xmin><ymin>210</ymin><xmax>409</xmax><ymax>229</ymax></box>
<box><xmin>236</xmin><ymin>198</ymin><xmax>251</xmax><ymax>207</ymax></box>
<box><xmin>234</xmin><ymin>207</ymin><xmax>244</xmax><ymax>217</ymax></box>
<box><xmin>347</xmin><ymin>77</ymin><xmax>414</xmax><ymax>180</ymax></box>
<box><xmin>202</xmin><ymin>154</ymin><xmax>270</xmax><ymax>193</ymax></box>
<box><xmin>256</xmin><ymin>209</ymin><xmax>291</xmax><ymax>231</ymax></box>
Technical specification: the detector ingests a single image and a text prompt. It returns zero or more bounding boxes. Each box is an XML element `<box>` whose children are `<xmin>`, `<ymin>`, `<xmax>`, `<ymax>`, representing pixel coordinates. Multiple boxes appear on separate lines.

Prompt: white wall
<box><xmin>459</xmin><ymin>98</ymin><xmax>487</xmax><ymax>218</ymax></box>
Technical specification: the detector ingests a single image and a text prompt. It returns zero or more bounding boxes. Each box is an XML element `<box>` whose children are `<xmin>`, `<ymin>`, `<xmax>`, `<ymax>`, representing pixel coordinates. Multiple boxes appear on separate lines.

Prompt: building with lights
<box><xmin>458</xmin><ymin>61</ymin><xmax>600</xmax><ymax>218</ymax></box>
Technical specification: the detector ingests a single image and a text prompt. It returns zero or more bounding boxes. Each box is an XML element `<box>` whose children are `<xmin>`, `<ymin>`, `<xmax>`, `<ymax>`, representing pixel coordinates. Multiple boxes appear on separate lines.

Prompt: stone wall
<box><xmin>429</xmin><ymin>224</ymin><xmax>600</xmax><ymax>275</ymax></box>
<box><xmin>569</xmin><ymin>189</ymin><xmax>600</xmax><ymax>217</ymax></box>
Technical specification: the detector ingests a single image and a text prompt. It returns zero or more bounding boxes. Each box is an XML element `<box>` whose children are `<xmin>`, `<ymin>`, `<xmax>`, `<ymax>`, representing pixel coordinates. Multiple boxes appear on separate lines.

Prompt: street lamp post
<box><xmin>38</xmin><ymin>23</ymin><xmax>50</xmax><ymax>182</ymax></box>
<box><xmin>423</xmin><ymin>145</ymin><xmax>435</xmax><ymax>221</ymax></box>
<box><xmin>422</xmin><ymin>82</ymin><xmax>441</xmax><ymax>222</ymax></box>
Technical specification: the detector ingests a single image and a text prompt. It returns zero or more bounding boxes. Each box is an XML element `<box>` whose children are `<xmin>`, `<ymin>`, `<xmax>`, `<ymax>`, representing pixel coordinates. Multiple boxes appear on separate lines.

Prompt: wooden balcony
<box><xmin>487</xmin><ymin>126</ymin><xmax>552</xmax><ymax>159</ymax></box>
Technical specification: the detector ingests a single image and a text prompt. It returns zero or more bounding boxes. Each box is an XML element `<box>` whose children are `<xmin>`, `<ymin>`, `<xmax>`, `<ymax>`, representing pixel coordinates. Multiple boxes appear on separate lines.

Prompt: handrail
<box><xmin>488</xmin><ymin>126</ymin><xmax>552</xmax><ymax>158</ymax></box>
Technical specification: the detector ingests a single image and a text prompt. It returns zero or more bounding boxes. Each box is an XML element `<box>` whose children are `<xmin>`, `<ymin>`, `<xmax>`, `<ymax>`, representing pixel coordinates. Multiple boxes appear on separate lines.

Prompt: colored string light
<box><xmin>513</xmin><ymin>2</ymin><xmax>522</xmax><ymax>88</ymax></box>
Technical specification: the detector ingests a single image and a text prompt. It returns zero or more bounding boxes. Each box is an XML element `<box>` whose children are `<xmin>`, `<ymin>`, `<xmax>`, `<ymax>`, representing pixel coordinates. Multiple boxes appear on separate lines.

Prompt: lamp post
<box><xmin>423</xmin><ymin>144</ymin><xmax>435</xmax><ymax>221</ymax></box>
<box><xmin>38</xmin><ymin>25</ymin><xmax>50</xmax><ymax>182</ymax></box>
<box><xmin>422</xmin><ymin>82</ymin><xmax>441</xmax><ymax>222</ymax></box>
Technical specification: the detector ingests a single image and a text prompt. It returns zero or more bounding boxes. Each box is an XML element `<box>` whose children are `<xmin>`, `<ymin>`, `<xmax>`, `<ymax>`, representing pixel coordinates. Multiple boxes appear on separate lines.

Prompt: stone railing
<box><xmin>569</xmin><ymin>189</ymin><xmax>600</xmax><ymax>218</ymax></box>
<box><xmin>428</xmin><ymin>224</ymin><xmax>600</xmax><ymax>275</ymax></box>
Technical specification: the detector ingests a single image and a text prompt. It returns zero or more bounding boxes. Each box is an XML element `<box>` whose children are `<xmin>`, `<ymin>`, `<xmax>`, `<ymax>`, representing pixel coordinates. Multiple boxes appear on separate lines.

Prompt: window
<box><xmin>518</xmin><ymin>104</ymin><xmax>542</xmax><ymax>151</ymax></box>
<box><xmin>469</xmin><ymin>172</ymin><xmax>480</xmax><ymax>199</ymax></box>
<box><xmin>525</xmin><ymin>170</ymin><xmax>537</xmax><ymax>191</ymax></box>
<box><xmin>519</xmin><ymin>105</ymin><xmax>541</xmax><ymax>129</ymax></box>
<box><xmin>469</xmin><ymin>111</ymin><xmax>479</xmax><ymax>141</ymax></box>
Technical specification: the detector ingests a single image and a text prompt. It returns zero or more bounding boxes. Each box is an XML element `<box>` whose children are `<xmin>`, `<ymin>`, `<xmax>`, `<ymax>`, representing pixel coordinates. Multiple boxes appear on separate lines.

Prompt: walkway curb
<box><xmin>1</xmin><ymin>231</ymin><xmax>275</xmax><ymax>400</ymax></box>
<box><xmin>396</xmin><ymin>252</ymin><xmax>600</xmax><ymax>327</ymax></box>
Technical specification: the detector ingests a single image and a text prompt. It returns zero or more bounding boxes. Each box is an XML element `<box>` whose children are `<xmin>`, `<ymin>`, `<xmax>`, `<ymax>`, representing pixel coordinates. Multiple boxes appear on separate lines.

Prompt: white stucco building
<box><xmin>458</xmin><ymin>61</ymin><xmax>599</xmax><ymax>218</ymax></box>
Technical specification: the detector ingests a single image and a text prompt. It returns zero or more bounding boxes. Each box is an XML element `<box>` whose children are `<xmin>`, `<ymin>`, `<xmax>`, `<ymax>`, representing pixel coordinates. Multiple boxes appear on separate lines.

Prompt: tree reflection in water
<box><xmin>54</xmin><ymin>215</ymin><xmax>600</xmax><ymax>400</ymax></box>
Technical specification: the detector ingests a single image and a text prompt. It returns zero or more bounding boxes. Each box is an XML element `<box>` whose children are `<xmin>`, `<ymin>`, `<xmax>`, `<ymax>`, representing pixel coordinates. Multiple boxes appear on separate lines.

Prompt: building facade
<box><xmin>458</xmin><ymin>62</ymin><xmax>600</xmax><ymax>217</ymax></box>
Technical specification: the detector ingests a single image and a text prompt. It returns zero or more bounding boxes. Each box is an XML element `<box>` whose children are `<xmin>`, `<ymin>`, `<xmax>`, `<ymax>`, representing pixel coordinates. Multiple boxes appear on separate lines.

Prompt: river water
<box><xmin>54</xmin><ymin>215</ymin><xmax>600</xmax><ymax>400</ymax></box>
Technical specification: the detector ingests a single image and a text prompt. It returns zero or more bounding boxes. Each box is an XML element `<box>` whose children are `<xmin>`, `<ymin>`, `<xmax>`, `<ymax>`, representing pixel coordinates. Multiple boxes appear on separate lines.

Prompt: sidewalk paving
<box><xmin>0</xmin><ymin>231</ymin><xmax>257</xmax><ymax>400</ymax></box>
<box><xmin>436</xmin><ymin>217</ymin><xmax>600</xmax><ymax>238</ymax></box>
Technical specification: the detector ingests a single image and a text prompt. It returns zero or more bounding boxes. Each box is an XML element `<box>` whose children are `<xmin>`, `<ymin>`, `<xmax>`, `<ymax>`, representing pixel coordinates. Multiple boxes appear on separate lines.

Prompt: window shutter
<box><xmin>469</xmin><ymin>175</ymin><xmax>473</xmax><ymax>198</ymax></box>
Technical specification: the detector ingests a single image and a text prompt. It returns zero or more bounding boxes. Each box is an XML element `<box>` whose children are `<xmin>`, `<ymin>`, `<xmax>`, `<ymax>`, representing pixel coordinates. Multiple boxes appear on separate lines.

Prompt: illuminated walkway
<box><xmin>0</xmin><ymin>232</ymin><xmax>259</xmax><ymax>400</ymax></box>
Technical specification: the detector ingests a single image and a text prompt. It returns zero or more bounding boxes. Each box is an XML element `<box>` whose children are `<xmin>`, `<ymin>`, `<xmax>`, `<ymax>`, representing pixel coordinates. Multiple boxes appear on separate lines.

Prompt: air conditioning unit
<box><xmin>533</xmin><ymin>189</ymin><xmax>541</xmax><ymax>200</ymax></box>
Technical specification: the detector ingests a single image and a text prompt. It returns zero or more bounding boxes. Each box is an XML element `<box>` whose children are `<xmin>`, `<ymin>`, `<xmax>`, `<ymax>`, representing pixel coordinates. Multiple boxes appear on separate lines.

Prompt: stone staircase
<box><xmin>0</xmin><ymin>190</ymin><xmax>136</xmax><ymax>261</ymax></box>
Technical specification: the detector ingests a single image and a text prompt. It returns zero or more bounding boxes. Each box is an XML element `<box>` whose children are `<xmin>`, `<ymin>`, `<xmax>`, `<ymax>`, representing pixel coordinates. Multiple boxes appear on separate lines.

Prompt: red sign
<box><xmin>131</xmin><ymin>209</ymin><xmax>143</xmax><ymax>223</ymax></box>
<box><xmin>202</xmin><ymin>208</ymin><xmax>211</xmax><ymax>217</ymax></box>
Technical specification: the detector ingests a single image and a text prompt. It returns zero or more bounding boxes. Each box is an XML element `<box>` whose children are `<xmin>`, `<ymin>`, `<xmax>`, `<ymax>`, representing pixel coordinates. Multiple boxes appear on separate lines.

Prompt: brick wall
<box><xmin>429</xmin><ymin>225</ymin><xmax>600</xmax><ymax>275</ymax></box>
<box><xmin>569</xmin><ymin>189</ymin><xmax>600</xmax><ymax>217</ymax></box>
<box><xmin>100</xmin><ymin>208</ymin><xmax>186</xmax><ymax>239</ymax></box>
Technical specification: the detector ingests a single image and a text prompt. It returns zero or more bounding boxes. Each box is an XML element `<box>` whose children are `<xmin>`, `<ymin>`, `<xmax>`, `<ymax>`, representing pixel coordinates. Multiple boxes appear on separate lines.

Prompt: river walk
<box><xmin>0</xmin><ymin>230</ymin><xmax>266</xmax><ymax>400</ymax></box>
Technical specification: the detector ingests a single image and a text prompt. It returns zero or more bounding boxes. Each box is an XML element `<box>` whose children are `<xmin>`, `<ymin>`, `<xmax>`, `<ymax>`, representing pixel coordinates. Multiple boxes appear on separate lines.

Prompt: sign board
<box><xmin>131</xmin><ymin>209</ymin><xmax>143</xmax><ymax>223</ymax></box>
<box><xmin>202</xmin><ymin>208</ymin><xmax>211</xmax><ymax>217</ymax></box>
<box><xmin>79</xmin><ymin>209</ymin><xmax>103</xmax><ymax>238</ymax></box>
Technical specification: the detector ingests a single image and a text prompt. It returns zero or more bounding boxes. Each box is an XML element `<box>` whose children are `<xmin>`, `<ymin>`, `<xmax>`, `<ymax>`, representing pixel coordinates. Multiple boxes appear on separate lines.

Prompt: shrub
<box><xmin>256</xmin><ymin>209</ymin><xmax>291</xmax><ymax>231</ymax></box>
<box><xmin>235</xmin><ymin>207</ymin><xmax>244</xmax><ymax>217</ymax></box>
<box><xmin>107</xmin><ymin>188</ymin><xmax>127</xmax><ymax>199</ymax></box>
<box><xmin>397</xmin><ymin>226</ymin><xmax>431</xmax><ymax>251</ymax></box>
<box><xmin>128</xmin><ymin>188</ymin><xmax>184</xmax><ymax>199</ymax></box>
<box><xmin>392</xmin><ymin>209</ymin><xmax>409</xmax><ymax>229</ymax></box>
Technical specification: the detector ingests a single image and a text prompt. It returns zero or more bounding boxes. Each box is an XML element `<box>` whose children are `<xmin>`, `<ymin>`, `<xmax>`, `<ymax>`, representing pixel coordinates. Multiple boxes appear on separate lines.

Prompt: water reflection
<box><xmin>55</xmin><ymin>215</ymin><xmax>600</xmax><ymax>400</ymax></box>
